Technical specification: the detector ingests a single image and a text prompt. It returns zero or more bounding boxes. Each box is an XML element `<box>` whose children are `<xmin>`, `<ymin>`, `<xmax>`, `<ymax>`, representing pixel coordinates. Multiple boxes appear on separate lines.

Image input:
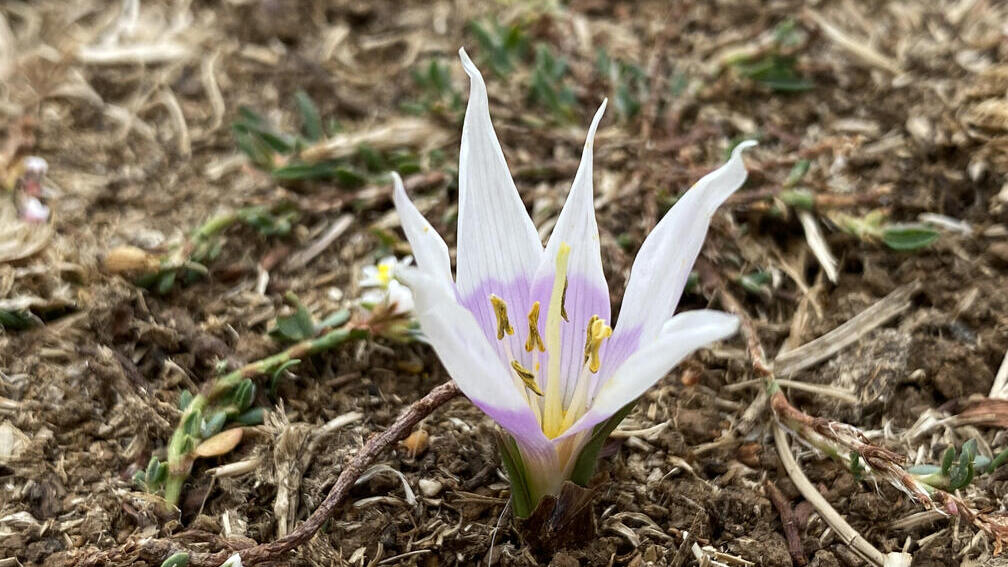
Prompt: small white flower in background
<box><xmin>11</xmin><ymin>156</ymin><xmax>50</xmax><ymax>223</ymax></box>
<box><xmin>218</xmin><ymin>553</ymin><xmax>243</xmax><ymax>567</ymax></box>
<box><xmin>17</xmin><ymin>195</ymin><xmax>49</xmax><ymax>223</ymax></box>
<box><xmin>360</xmin><ymin>255</ymin><xmax>414</xmax><ymax>314</ymax></box>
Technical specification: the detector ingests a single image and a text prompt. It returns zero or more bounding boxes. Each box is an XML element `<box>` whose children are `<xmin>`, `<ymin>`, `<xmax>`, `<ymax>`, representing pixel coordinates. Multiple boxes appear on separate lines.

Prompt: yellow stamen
<box><xmin>489</xmin><ymin>294</ymin><xmax>514</xmax><ymax>340</ymax></box>
<box><xmin>376</xmin><ymin>263</ymin><xmax>392</xmax><ymax>286</ymax></box>
<box><xmin>542</xmin><ymin>243</ymin><xmax>571</xmax><ymax>438</ymax></box>
<box><xmin>560</xmin><ymin>279</ymin><xmax>569</xmax><ymax>322</ymax></box>
<box><xmin>510</xmin><ymin>360</ymin><xmax>544</xmax><ymax>396</ymax></box>
<box><xmin>525</xmin><ymin>301</ymin><xmax>545</xmax><ymax>352</ymax></box>
<box><xmin>584</xmin><ymin>317</ymin><xmax>613</xmax><ymax>373</ymax></box>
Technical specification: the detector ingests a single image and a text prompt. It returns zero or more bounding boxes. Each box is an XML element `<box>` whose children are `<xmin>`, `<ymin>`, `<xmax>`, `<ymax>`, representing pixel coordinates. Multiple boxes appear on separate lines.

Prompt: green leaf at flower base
<box><xmin>882</xmin><ymin>224</ymin><xmax>940</xmax><ymax>251</ymax></box>
<box><xmin>497</xmin><ymin>432</ymin><xmax>533</xmax><ymax>519</ymax></box>
<box><xmin>570</xmin><ymin>401</ymin><xmax>636</xmax><ymax>487</ymax></box>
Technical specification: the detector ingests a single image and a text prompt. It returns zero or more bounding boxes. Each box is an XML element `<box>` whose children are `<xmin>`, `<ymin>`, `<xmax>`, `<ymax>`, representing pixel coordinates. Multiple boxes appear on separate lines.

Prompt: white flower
<box><xmin>391</xmin><ymin>48</ymin><xmax>754</xmax><ymax>513</ymax></box>
<box><xmin>360</xmin><ymin>255</ymin><xmax>414</xmax><ymax>314</ymax></box>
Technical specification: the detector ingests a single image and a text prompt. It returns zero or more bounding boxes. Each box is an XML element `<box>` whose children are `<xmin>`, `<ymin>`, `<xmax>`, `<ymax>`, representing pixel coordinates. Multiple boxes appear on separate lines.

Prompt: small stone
<box><xmin>400</xmin><ymin>429</ymin><xmax>429</xmax><ymax>458</ymax></box>
<box><xmin>418</xmin><ymin>478</ymin><xmax>443</xmax><ymax>497</ymax></box>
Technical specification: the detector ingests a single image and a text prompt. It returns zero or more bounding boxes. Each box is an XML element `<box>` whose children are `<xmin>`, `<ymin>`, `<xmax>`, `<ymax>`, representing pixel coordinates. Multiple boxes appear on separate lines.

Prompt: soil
<box><xmin>3</xmin><ymin>1</ymin><xmax>1008</xmax><ymax>566</ymax></box>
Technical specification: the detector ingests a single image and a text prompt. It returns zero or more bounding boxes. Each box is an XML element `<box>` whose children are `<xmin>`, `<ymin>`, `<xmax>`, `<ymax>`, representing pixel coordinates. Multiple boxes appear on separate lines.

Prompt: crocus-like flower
<box><xmin>392</xmin><ymin>48</ymin><xmax>754</xmax><ymax>513</ymax></box>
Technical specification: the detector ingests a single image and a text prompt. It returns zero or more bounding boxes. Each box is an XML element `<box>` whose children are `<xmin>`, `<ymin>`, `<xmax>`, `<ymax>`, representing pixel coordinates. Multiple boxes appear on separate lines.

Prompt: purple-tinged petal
<box><xmin>557</xmin><ymin>310</ymin><xmax>739</xmax><ymax>439</ymax></box>
<box><xmin>398</xmin><ymin>267</ymin><xmax>551</xmax><ymax>452</ymax></box>
<box><xmin>612</xmin><ymin>141</ymin><xmax>755</xmax><ymax>347</ymax></box>
<box><xmin>391</xmin><ymin>172</ymin><xmax>453</xmax><ymax>297</ymax></box>
<box><xmin>454</xmin><ymin>48</ymin><xmax>543</xmax><ymax>348</ymax></box>
<box><xmin>530</xmin><ymin>101</ymin><xmax>610</xmax><ymax>403</ymax></box>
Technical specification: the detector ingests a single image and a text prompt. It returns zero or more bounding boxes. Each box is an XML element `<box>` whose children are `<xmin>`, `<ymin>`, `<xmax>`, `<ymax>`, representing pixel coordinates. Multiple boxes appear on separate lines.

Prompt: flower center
<box><xmin>376</xmin><ymin>263</ymin><xmax>393</xmax><ymax>286</ymax></box>
<box><xmin>486</xmin><ymin>244</ymin><xmax>612</xmax><ymax>439</ymax></box>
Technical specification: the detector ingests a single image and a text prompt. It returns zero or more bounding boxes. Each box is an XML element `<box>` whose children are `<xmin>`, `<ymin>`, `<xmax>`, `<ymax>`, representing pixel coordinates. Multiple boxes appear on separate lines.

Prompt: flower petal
<box><xmin>392</xmin><ymin>172</ymin><xmax>454</xmax><ymax>297</ymax></box>
<box><xmin>399</xmin><ymin>267</ymin><xmax>552</xmax><ymax>452</ymax></box>
<box><xmin>612</xmin><ymin>141</ymin><xmax>755</xmax><ymax>349</ymax></box>
<box><xmin>530</xmin><ymin>101</ymin><xmax>610</xmax><ymax>403</ymax></box>
<box><xmin>557</xmin><ymin>310</ymin><xmax>739</xmax><ymax>439</ymax></box>
<box><xmin>454</xmin><ymin>49</ymin><xmax>543</xmax><ymax>339</ymax></box>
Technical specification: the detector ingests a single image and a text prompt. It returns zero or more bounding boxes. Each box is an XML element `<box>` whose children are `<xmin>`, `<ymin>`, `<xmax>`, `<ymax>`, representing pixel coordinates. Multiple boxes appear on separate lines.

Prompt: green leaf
<box><xmin>270</xmin><ymin>300</ymin><xmax>317</xmax><ymax>342</ymax></box>
<box><xmin>738</xmin><ymin>271</ymin><xmax>772</xmax><ymax>296</ymax></box>
<box><xmin>907</xmin><ymin>464</ymin><xmax>941</xmax><ymax>475</ymax></box>
<box><xmin>570</xmin><ymin>401</ymin><xmax>636</xmax><ymax>486</ymax></box>
<box><xmin>232</xmin><ymin>379</ymin><xmax>256</xmax><ymax>411</ymax></box>
<box><xmin>294</xmin><ymin>91</ymin><xmax>323</xmax><ymax>141</ymax></box>
<box><xmin>201</xmin><ymin>410</ymin><xmax>228</xmax><ymax>438</ymax></box>
<box><xmin>160</xmin><ymin>552</ymin><xmax>190</xmax><ymax>567</ymax></box>
<box><xmin>132</xmin><ymin>470</ymin><xmax>147</xmax><ymax>490</ymax></box>
<box><xmin>988</xmin><ymin>448</ymin><xmax>1008</xmax><ymax>473</ymax></box>
<box><xmin>849</xmin><ymin>452</ymin><xmax>866</xmax><ymax>481</ymax></box>
<box><xmin>941</xmin><ymin>446</ymin><xmax>956</xmax><ymax>475</ymax></box>
<box><xmin>0</xmin><ymin>309</ymin><xmax>35</xmax><ymax>331</ymax></box>
<box><xmin>181</xmin><ymin>409</ymin><xmax>202</xmax><ymax>438</ymax></box>
<box><xmin>779</xmin><ymin>189</ymin><xmax>814</xmax><ymax>211</ymax></box>
<box><xmin>234</xmin><ymin>407</ymin><xmax>266</xmax><ymax>426</ymax></box>
<box><xmin>357</xmin><ymin>145</ymin><xmax>387</xmax><ymax>172</ymax></box>
<box><xmin>317</xmin><ymin>309</ymin><xmax>351</xmax><ymax>330</ymax></box>
<box><xmin>950</xmin><ymin>439</ymin><xmax>977</xmax><ymax>490</ymax></box>
<box><xmin>882</xmin><ymin>224</ymin><xmax>940</xmax><ymax>251</ymax></box>
<box><xmin>784</xmin><ymin>159</ymin><xmax>811</xmax><ymax>187</ymax></box>
<box><xmin>497</xmin><ymin>433</ymin><xmax>533</xmax><ymax>519</ymax></box>
<box><xmin>178</xmin><ymin>390</ymin><xmax>194</xmax><ymax>411</ymax></box>
<box><xmin>145</xmin><ymin>457</ymin><xmax>161</xmax><ymax>486</ymax></box>
<box><xmin>156</xmin><ymin>271</ymin><xmax>177</xmax><ymax>295</ymax></box>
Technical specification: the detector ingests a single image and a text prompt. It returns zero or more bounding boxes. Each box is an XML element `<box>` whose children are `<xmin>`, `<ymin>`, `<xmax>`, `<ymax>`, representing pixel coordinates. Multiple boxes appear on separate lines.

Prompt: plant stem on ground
<box><xmin>164</xmin><ymin>325</ymin><xmax>367</xmax><ymax>507</ymax></box>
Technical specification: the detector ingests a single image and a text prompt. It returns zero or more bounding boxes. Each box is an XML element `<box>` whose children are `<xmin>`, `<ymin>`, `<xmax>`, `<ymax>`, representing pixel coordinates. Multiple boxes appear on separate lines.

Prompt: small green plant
<box><xmin>528</xmin><ymin>44</ymin><xmax>577</xmax><ymax>121</ymax></box>
<box><xmin>468</xmin><ymin>19</ymin><xmax>529</xmax><ymax>76</ymax></box>
<box><xmin>596</xmin><ymin>49</ymin><xmax>650</xmax><ymax>120</ymax></box>
<box><xmin>111</xmin><ymin>203</ymin><xmax>297</xmax><ymax>294</ymax></box>
<box><xmin>404</xmin><ymin>58</ymin><xmax>464</xmax><ymax>116</ymax></box>
<box><xmin>0</xmin><ymin>309</ymin><xmax>37</xmax><ymax>331</ymax></box>
<box><xmin>233</xmin><ymin>92</ymin><xmax>421</xmax><ymax>185</ymax></box>
<box><xmin>133</xmin><ymin>456</ymin><xmax>168</xmax><ymax>493</ymax></box>
<box><xmin>832</xmin><ymin>210</ymin><xmax>940</xmax><ymax>252</ymax></box>
<box><xmin>909</xmin><ymin>440</ymin><xmax>1008</xmax><ymax>492</ymax></box>
<box><xmin>730</xmin><ymin>20</ymin><xmax>812</xmax><ymax>92</ymax></box>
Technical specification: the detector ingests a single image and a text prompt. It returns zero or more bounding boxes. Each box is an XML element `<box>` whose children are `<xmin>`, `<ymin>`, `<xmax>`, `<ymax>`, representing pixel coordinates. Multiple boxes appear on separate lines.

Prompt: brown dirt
<box><xmin>3</xmin><ymin>1</ymin><xmax>1008</xmax><ymax>566</ymax></box>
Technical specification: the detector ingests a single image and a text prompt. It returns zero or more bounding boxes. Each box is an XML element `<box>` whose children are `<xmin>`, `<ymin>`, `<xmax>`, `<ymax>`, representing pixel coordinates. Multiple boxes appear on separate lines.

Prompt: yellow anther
<box><xmin>560</xmin><ymin>279</ymin><xmax>569</xmax><ymax>322</ymax></box>
<box><xmin>525</xmin><ymin>301</ymin><xmax>545</xmax><ymax>352</ymax></box>
<box><xmin>489</xmin><ymin>295</ymin><xmax>514</xmax><ymax>340</ymax></box>
<box><xmin>510</xmin><ymin>360</ymin><xmax>544</xmax><ymax>396</ymax></box>
<box><xmin>583</xmin><ymin>316</ymin><xmax>612</xmax><ymax>373</ymax></box>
